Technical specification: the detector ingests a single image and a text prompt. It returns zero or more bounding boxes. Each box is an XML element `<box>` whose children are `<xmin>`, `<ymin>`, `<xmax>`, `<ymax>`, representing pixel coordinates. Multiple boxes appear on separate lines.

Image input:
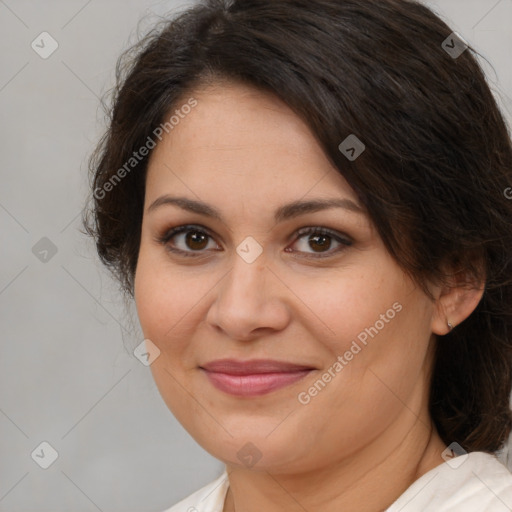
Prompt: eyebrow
<box><xmin>146</xmin><ymin>195</ymin><xmax>366</xmax><ymax>222</ymax></box>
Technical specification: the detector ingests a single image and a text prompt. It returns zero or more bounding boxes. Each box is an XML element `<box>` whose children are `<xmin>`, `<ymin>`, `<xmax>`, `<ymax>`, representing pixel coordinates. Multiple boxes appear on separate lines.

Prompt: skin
<box><xmin>134</xmin><ymin>80</ymin><xmax>484</xmax><ymax>512</ymax></box>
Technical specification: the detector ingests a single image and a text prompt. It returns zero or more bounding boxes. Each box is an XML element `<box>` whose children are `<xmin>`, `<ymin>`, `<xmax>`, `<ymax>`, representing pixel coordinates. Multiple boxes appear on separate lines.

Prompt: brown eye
<box><xmin>185</xmin><ymin>231</ymin><xmax>209</xmax><ymax>250</ymax></box>
<box><xmin>287</xmin><ymin>227</ymin><xmax>352</xmax><ymax>257</ymax></box>
<box><xmin>307</xmin><ymin>233</ymin><xmax>332</xmax><ymax>252</ymax></box>
<box><xmin>157</xmin><ymin>225</ymin><xmax>221</xmax><ymax>256</ymax></box>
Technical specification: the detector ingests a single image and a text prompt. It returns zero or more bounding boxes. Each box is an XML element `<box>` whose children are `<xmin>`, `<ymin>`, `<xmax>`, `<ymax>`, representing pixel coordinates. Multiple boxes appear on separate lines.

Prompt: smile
<box><xmin>199</xmin><ymin>359</ymin><xmax>315</xmax><ymax>397</ymax></box>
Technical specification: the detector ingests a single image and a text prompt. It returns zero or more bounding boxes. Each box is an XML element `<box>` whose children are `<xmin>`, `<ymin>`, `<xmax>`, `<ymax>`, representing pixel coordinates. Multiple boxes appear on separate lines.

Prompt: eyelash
<box><xmin>155</xmin><ymin>224</ymin><xmax>353</xmax><ymax>259</ymax></box>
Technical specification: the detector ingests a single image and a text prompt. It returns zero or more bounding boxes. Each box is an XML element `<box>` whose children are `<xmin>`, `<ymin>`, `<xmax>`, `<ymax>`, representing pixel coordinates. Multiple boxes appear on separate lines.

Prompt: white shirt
<box><xmin>163</xmin><ymin>451</ymin><xmax>512</xmax><ymax>511</ymax></box>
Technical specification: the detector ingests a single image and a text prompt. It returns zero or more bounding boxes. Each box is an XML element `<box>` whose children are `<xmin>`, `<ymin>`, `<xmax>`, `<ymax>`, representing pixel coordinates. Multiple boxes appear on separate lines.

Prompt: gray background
<box><xmin>1</xmin><ymin>0</ymin><xmax>511</xmax><ymax>510</ymax></box>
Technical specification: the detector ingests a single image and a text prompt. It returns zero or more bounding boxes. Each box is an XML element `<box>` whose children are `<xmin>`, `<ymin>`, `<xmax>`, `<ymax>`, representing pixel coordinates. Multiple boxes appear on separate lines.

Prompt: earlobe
<box><xmin>430</xmin><ymin>268</ymin><xmax>486</xmax><ymax>336</ymax></box>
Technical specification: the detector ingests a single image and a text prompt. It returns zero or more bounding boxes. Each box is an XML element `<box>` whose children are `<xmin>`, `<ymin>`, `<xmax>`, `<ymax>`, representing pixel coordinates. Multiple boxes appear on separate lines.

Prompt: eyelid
<box><xmin>156</xmin><ymin>223</ymin><xmax>352</xmax><ymax>258</ymax></box>
<box><xmin>294</xmin><ymin>226</ymin><xmax>352</xmax><ymax>243</ymax></box>
<box><xmin>155</xmin><ymin>224</ymin><xmax>221</xmax><ymax>257</ymax></box>
<box><xmin>288</xmin><ymin>226</ymin><xmax>353</xmax><ymax>257</ymax></box>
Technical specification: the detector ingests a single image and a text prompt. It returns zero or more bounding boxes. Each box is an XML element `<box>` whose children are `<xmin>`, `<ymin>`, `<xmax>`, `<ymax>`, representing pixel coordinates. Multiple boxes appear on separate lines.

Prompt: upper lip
<box><xmin>200</xmin><ymin>359</ymin><xmax>315</xmax><ymax>375</ymax></box>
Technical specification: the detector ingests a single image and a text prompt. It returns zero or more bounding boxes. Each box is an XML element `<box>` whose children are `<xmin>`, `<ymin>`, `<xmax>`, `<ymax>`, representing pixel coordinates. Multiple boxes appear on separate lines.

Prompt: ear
<box><xmin>430</xmin><ymin>263</ymin><xmax>486</xmax><ymax>336</ymax></box>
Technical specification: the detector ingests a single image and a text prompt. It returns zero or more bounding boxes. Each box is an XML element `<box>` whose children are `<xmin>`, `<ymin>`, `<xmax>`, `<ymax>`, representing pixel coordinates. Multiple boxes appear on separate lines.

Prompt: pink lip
<box><xmin>200</xmin><ymin>359</ymin><xmax>315</xmax><ymax>397</ymax></box>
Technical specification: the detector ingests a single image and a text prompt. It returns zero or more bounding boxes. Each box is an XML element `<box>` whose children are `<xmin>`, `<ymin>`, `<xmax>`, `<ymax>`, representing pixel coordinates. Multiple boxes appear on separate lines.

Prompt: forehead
<box><xmin>145</xmin><ymin>81</ymin><xmax>361</xmax><ymax>215</ymax></box>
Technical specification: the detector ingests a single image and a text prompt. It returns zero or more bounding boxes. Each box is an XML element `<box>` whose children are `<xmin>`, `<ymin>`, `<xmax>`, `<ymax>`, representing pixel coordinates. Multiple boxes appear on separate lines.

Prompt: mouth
<box><xmin>199</xmin><ymin>359</ymin><xmax>315</xmax><ymax>397</ymax></box>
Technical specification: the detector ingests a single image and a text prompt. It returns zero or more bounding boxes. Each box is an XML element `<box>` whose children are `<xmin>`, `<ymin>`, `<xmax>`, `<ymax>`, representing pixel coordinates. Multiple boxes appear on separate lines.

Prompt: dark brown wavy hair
<box><xmin>82</xmin><ymin>0</ymin><xmax>512</xmax><ymax>454</ymax></box>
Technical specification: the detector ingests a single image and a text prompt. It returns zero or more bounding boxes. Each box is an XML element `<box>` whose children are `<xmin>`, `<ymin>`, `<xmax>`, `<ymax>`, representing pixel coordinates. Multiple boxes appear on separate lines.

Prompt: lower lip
<box><xmin>201</xmin><ymin>369</ymin><xmax>313</xmax><ymax>397</ymax></box>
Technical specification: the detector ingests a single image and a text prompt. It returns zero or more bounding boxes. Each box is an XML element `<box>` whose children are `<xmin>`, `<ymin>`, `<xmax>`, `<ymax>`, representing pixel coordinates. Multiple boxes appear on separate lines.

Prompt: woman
<box><xmin>82</xmin><ymin>0</ymin><xmax>512</xmax><ymax>510</ymax></box>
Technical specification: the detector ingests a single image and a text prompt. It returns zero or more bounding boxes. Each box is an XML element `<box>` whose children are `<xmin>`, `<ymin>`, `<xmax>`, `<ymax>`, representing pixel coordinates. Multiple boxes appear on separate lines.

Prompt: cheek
<box><xmin>134</xmin><ymin>250</ymin><xmax>214</xmax><ymax>357</ymax></box>
<box><xmin>307</xmin><ymin>286</ymin><xmax>432</xmax><ymax>431</ymax></box>
<box><xmin>284</xmin><ymin>264</ymin><xmax>402</xmax><ymax>354</ymax></box>
<box><xmin>134</xmin><ymin>249</ymin><xmax>185</xmax><ymax>345</ymax></box>
<box><xmin>134</xmin><ymin>253</ymin><xmax>206</xmax><ymax>423</ymax></box>
<box><xmin>292</xmin><ymin>263</ymin><xmax>430</xmax><ymax>407</ymax></box>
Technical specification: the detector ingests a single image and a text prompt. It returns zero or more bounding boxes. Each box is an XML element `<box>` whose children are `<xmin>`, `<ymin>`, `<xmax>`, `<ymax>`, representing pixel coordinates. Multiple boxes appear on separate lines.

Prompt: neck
<box><xmin>222</xmin><ymin>415</ymin><xmax>446</xmax><ymax>512</ymax></box>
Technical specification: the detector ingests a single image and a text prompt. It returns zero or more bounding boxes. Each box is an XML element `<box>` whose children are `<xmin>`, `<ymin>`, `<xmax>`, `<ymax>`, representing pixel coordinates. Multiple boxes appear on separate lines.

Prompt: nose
<box><xmin>205</xmin><ymin>251</ymin><xmax>291</xmax><ymax>341</ymax></box>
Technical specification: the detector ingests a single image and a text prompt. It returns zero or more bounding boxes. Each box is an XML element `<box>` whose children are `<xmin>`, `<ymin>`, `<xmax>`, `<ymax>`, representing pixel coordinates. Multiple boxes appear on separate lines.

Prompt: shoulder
<box><xmin>386</xmin><ymin>451</ymin><xmax>512</xmax><ymax>511</ymax></box>
<box><xmin>161</xmin><ymin>470</ymin><xmax>229</xmax><ymax>512</ymax></box>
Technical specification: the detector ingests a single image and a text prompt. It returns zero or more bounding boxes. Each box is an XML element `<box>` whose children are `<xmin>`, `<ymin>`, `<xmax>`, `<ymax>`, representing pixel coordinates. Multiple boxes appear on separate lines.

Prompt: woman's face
<box><xmin>134</xmin><ymin>81</ymin><xmax>440</xmax><ymax>473</ymax></box>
